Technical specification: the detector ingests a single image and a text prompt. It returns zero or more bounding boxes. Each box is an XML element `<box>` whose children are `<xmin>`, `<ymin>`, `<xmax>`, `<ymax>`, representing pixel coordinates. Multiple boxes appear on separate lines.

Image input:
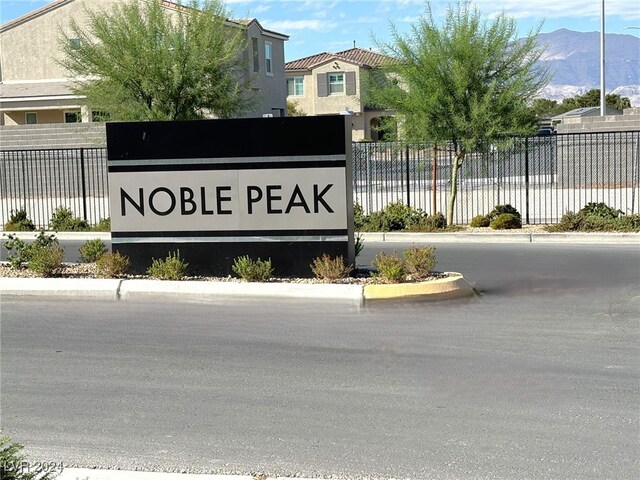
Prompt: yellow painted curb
<box><xmin>363</xmin><ymin>272</ymin><xmax>474</xmax><ymax>300</ymax></box>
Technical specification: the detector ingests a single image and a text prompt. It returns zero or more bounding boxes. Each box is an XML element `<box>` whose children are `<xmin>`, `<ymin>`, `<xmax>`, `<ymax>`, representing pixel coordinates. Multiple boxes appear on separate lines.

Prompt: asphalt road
<box><xmin>1</xmin><ymin>243</ymin><xmax>639</xmax><ymax>479</ymax></box>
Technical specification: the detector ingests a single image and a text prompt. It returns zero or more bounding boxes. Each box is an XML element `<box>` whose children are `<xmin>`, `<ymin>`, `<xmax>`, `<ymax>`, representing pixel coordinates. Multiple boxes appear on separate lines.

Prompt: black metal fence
<box><xmin>0</xmin><ymin>148</ymin><xmax>108</xmax><ymax>229</ymax></box>
<box><xmin>353</xmin><ymin>131</ymin><xmax>639</xmax><ymax>224</ymax></box>
<box><xmin>1</xmin><ymin>131</ymin><xmax>639</xmax><ymax>229</ymax></box>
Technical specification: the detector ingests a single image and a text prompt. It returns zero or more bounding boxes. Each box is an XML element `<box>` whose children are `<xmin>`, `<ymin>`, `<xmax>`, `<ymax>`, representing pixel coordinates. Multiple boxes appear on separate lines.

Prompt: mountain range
<box><xmin>534</xmin><ymin>29</ymin><xmax>640</xmax><ymax>106</ymax></box>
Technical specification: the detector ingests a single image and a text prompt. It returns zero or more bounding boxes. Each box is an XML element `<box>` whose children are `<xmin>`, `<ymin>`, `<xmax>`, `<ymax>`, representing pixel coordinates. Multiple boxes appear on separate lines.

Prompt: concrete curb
<box><xmin>58</xmin><ymin>468</ymin><xmax>324</xmax><ymax>480</ymax></box>
<box><xmin>2</xmin><ymin>231</ymin><xmax>111</xmax><ymax>241</ymax></box>
<box><xmin>3</xmin><ymin>231</ymin><xmax>639</xmax><ymax>244</ymax></box>
<box><xmin>118</xmin><ymin>279</ymin><xmax>364</xmax><ymax>302</ymax></box>
<box><xmin>360</xmin><ymin>232</ymin><xmax>640</xmax><ymax>244</ymax></box>
<box><xmin>0</xmin><ymin>275</ymin><xmax>474</xmax><ymax>303</ymax></box>
<box><xmin>0</xmin><ymin>277</ymin><xmax>121</xmax><ymax>298</ymax></box>
<box><xmin>363</xmin><ymin>273</ymin><xmax>474</xmax><ymax>300</ymax></box>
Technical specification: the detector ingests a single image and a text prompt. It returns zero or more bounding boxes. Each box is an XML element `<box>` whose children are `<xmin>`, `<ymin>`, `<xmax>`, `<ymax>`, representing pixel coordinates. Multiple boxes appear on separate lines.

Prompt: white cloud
<box><xmin>471</xmin><ymin>0</ymin><xmax>639</xmax><ymax>19</ymax></box>
<box><xmin>261</xmin><ymin>19</ymin><xmax>335</xmax><ymax>32</ymax></box>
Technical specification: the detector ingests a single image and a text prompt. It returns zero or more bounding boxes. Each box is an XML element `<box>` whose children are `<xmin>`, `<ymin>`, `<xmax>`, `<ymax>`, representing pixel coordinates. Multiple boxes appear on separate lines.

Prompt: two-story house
<box><xmin>0</xmin><ymin>0</ymin><xmax>288</xmax><ymax>125</ymax></box>
<box><xmin>285</xmin><ymin>47</ymin><xmax>394</xmax><ymax>141</ymax></box>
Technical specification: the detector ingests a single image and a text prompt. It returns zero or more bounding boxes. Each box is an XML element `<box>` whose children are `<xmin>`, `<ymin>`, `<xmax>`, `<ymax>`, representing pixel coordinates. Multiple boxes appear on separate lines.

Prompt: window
<box><xmin>287</xmin><ymin>77</ymin><xmax>304</xmax><ymax>96</ymax></box>
<box><xmin>252</xmin><ymin>38</ymin><xmax>259</xmax><ymax>72</ymax></box>
<box><xmin>68</xmin><ymin>38</ymin><xmax>81</xmax><ymax>48</ymax></box>
<box><xmin>26</xmin><ymin>112</ymin><xmax>37</xmax><ymax>124</ymax></box>
<box><xmin>64</xmin><ymin>111</ymin><xmax>81</xmax><ymax>123</ymax></box>
<box><xmin>265</xmin><ymin>41</ymin><xmax>272</xmax><ymax>75</ymax></box>
<box><xmin>329</xmin><ymin>73</ymin><xmax>344</xmax><ymax>94</ymax></box>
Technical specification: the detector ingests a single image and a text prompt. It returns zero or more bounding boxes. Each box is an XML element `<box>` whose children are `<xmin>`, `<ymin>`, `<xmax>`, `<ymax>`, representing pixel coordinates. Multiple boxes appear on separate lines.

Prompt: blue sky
<box><xmin>1</xmin><ymin>0</ymin><xmax>639</xmax><ymax>61</ymax></box>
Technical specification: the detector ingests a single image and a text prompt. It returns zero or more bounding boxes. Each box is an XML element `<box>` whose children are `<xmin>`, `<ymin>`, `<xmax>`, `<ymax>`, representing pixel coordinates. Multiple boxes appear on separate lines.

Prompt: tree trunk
<box><xmin>446</xmin><ymin>152</ymin><xmax>465</xmax><ymax>226</ymax></box>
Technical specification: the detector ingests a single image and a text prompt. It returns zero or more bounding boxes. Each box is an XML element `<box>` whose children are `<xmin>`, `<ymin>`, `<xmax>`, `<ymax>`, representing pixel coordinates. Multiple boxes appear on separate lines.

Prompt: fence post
<box><xmin>432</xmin><ymin>144</ymin><xmax>438</xmax><ymax>216</ymax></box>
<box><xmin>80</xmin><ymin>148</ymin><xmax>88</xmax><ymax>222</ymax></box>
<box><xmin>525</xmin><ymin>137</ymin><xmax>530</xmax><ymax>225</ymax></box>
<box><xmin>405</xmin><ymin>144</ymin><xmax>411</xmax><ymax>208</ymax></box>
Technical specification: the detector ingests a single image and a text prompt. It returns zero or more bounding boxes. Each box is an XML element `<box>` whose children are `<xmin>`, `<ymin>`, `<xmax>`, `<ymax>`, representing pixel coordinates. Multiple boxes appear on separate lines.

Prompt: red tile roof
<box><xmin>285</xmin><ymin>47</ymin><xmax>391</xmax><ymax>71</ymax></box>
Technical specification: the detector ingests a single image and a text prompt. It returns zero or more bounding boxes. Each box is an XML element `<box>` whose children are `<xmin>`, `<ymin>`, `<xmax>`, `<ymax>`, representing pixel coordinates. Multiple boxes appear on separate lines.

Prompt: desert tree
<box><xmin>369</xmin><ymin>0</ymin><xmax>550</xmax><ymax>225</ymax></box>
<box><xmin>59</xmin><ymin>0</ymin><xmax>252</xmax><ymax>121</ymax></box>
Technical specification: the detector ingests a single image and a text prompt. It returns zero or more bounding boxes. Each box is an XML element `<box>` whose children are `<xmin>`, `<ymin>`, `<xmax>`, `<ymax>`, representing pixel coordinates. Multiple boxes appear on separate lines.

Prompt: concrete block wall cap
<box><xmin>363</xmin><ymin>272</ymin><xmax>475</xmax><ymax>300</ymax></box>
<box><xmin>0</xmin><ymin>277</ymin><xmax>120</xmax><ymax>297</ymax></box>
<box><xmin>118</xmin><ymin>279</ymin><xmax>364</xmax><ymax>301</ymax></box>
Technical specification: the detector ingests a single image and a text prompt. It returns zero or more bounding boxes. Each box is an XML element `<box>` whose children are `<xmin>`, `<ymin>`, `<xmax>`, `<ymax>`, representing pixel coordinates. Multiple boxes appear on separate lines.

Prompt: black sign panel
<box><xmin>106</xmin><ymin>116</ymin><xmax>354</xmax><ymax>277</ymax></box>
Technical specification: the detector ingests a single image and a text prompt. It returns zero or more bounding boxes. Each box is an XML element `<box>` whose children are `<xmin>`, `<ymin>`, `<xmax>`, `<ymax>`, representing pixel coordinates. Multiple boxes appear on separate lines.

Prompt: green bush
<box><xmin>49</xmin><ymin>206</ymin><xmax>89</xmax><ymax>231</ymax></box>
<box><xmin>372</xmin><ymin>251</ymin><xmax>406</xmax><ymax>283</ymax></box>
<box><xmin>3</xmin><ymin>230</ymin><xmax>59</xmax><ymax>269</ymax></box>
<box><xmin>616</xmin><ymin>214</ymin><xmax>640</xmax><ymax>231</ymax></box>
<box><xmin>79</xmin><ymin>239</ymin><xmax>108</xmax><ymax>263</ymax></box>
<box><xmin>470</xmin><ymin>214</ymin><xmax>490</xmax><ymax>227</ymax></box>
<box><xmin>0</xmin><ymin>435</ymin><xmax>59</xmax><ymax>479</ymax></box>
<box><xmin>355</xmin><ymin>233</ymin><xmax>364</xmax><ymax>258</ymax></box>
<box><xmin>96</xmin><ymin>251</ymin><xmax>131</xmax><ymax>277</ymax></box>
<box><xmin>408</xmin><ymin>212</ymin><xmax>449</xmax><ymax>232</ymax></box>
<box><xmin>490</xmin><ymin>213</ymin><xmax>522</xmax><ymax>230</ymax></box>
<box><xmin>232</xmin><ymin>255</ymin><xmax>274</xmax><ymax>282</ymax></box>
<box><xmin>546</xmin><ymin>207</ymin><xmax>640</xmax><ymax>233</ymax></box>
<box><xmin>403</xmin><ymin>246</ymin><xmax>437</xmax><ymax>279</ymax></box>
<box><xmin>579</xmin><ymin>202</ymin><xmax>622</xmax><ymax>219</ymax></box>
<box><xmin>91</xmin><ymin>217</ymin><xmax>111</xmax><ymax>232</ymax></box>
<box><xmin>4</xmin><ymin>209</ymin><xmax>35</xmax><ymax>231</ymax></box>
<box><xmin>27</xmin><ymin>244</ymin><xmax>64</xmax><ymax>277</ymax></box>
<box><xmin>310</xmin><ymin>254</ymin><xmax>353</xmax><ymax>281</ymax></box>
<box><xmin>147</xmin><ymin>250</ymin><xmax>189</xmax><ymax>280</ymax></box>
<box><xmin>488</xmin><ymin>204</ymin><xmax>521</xmax><ymax>222</ymax></box>
<box><xmin>358</xmin><ymin>202</ymin><xmax>425</xmax><ymax>232</ymax></box>
<box><xmin>353</xmin><ymin>203</ymin><xmax>367</xmax><ymax>230</ymax></box>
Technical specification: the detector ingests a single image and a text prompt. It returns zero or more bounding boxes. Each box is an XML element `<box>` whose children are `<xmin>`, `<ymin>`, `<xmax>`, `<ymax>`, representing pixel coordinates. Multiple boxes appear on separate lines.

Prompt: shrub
<box><xmin>232</xmin><ymin>255</ymin><xmax>274</xmax><ymax>282</ymax></box>
<box><xmin>310</xmin><ymin>254</ymin><xmax>353</xmax><ymax>281</ymax></box>
<box><xmin>579</xmin><ymin>202</ymin><xmax>622</xmax><ymax>219</ymax></box>
<box><xmin>147</xmin><ymin>250</ymin><xmax>189</xmax><ymax>280</ymax></box>
<box><xmin>359</xmin><ymin>202</ymin><xmax>425</xmax><ymax>231</ymax></box>
<box><xmin>616</xmin><ymin>214</ymin><xmax>640</xmax><ymax>231</ymax></box>
<box><xmin>91</xmin><ymin>217</ymin><xmax>111</xmax><ymax>232</ymax></box>
<box><xmin>372</xmin><ymin>251</ymin><xmax>406</xmax><ymax>283</ymax></box>
<box><xmin>409</xmin><ymin>212</ymin><xmax>448</xmax><ymax>232</ymax></box>
<box><xmin>470</xmin><ymin>214</ymin><xmax>490</xmax><ymax>227</ymax></box>
<box><xmin>353</xmin><ymin>203</ymin><xmax>367</xmax><ymax>230</ymax></box>
<box><xmin>27</xmin><ymin>244</ymin><xmax>64</xmax><ymax>277</ymax></box>
<box><xmin>96</xmin><ymin>251</ymin><xmax>131</xmax><ymax>277</ymax></box>
<box><xmin>49</xmin><ymin>206</ymin><xmax>89</xmax><ymax>231</ymax></box>
<box><xmin>3</xmin><ymin>230</ymin><xmax>59</xmax><ymax>269</ymax></box>
<box><xmin>4</xmin><ymin>209</ymin><xmax>35</xmax><ymax>231</ymax></box>
<box><xmin>79</xmin><ymin>239</ymin><xmax>107</xmax><ymax>262</ymax></box>
<box><xmin>403</xmin><ymin>246</ymin><xmax>437</xmax><ymax>279</ymax></box>
<box><xmin>490</xmin><ymin>213</ymin><xmax>522</xmax><ymax>230</ymax></box>
<box><xmin>546</xmin><ymin>209</ymin><xmax>640</xmax><ymax>233</ymax></box>
<box><xmin>488</xmin><ymin>204</ymin><xmax>521</xmax><ymax>222</ymax></box>
<box><xmin>0</xmin><ymin>435</ymin><xmax>59</xmax><ymax>480</ymax></box>
<box><xmin>355</xmin><ymin>233</ymin><xmax>364</xmax><ymax>258</ymax></box>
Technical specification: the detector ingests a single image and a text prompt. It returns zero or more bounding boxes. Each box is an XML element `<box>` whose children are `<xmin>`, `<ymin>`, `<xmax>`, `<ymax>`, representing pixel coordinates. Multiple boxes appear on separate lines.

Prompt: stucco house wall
<box><xmin>0</xmin><ymin>0</ymin><xmax>288</xmax><ymax>125</ymax></box>
<box><xmin>285</xmin><ymin>48</ymin><xmax>394</xmax><ymax>142</ymax></box>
